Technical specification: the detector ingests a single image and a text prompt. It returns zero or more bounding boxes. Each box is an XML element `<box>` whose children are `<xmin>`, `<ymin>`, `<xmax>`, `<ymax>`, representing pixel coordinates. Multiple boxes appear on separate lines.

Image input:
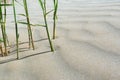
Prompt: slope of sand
<box><xmin>0</xmin><ymin>0</ymin><xmax>120</xmax><ymax>80</ymax></box>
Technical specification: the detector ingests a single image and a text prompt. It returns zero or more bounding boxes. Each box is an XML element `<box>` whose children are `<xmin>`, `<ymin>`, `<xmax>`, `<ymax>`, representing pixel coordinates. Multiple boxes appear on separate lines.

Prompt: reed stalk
<box><xmin>12</xmin><ymin>0</ymin><xmax>19</xmax><ymax>59</ymax></box>
<box><xmin>3</xmin><ymin>0</ymin><xmax>9</xmax><ymax>46</ymax></box>
<box><xmin>0</xmin><ymin>0</ymin><xmax>8</xmax><ymax>56</ymax></box>
<box><xmin>53</xmin><ymin>0</ymin><xmax>58</xmax><ymax>39</ymax></box>
<box><xmin>0</xmin><ymin>43</ymin><xmax>3</xmax><ymax>56</ymax></box>
<box><xmin>38</xmin><ymin>0</ymin><xmax>54</xmax><ymax>51</ymax></box>
<box><xmin>23</xmin><ymin>0</ymin><xmax>35</xmax><ymax>50</ymax></box>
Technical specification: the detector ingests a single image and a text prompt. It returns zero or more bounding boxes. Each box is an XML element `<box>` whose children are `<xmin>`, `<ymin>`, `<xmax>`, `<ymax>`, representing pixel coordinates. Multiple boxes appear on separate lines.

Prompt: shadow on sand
<box><xmin>0</xmin><ymin>50</ymin><xmax>51</xmax><ymax>64</ymax></box>
<box><xmin>0</xmin><ymin>38</ymin><xmax>52</xmax><ymax>64</ymax></box>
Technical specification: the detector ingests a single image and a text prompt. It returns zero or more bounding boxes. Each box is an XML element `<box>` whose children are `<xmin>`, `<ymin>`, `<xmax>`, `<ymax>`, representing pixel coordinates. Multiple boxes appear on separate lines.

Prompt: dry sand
<box><xmin>0</xmin><ymin>0</ymin><xmax>120</xmax><ymax>80</ymax></box>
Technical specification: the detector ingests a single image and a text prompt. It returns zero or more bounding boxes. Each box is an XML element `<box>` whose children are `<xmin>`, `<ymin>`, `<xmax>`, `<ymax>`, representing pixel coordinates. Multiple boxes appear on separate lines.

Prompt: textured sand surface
<box><xmin>0</xmin><ymin>0</ymin><xmax>120</xmax><ymax>80</ymax></box>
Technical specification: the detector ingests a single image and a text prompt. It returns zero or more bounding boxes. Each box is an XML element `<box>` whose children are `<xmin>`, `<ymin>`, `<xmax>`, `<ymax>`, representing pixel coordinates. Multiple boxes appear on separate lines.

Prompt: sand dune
<box><xmin>0</xmin><ymin>0</ymin><xmax>120</xmax><ymax>80</ymax></box>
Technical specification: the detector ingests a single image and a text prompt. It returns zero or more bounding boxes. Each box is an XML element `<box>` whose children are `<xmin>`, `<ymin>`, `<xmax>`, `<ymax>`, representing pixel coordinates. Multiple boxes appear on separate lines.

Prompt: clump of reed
<box><xmin>12</xmin><ymin>0</ymin><xmax>35</xmax><ymax>59</ymax></box>
<box><xmin>0</xmin><ymin>0</ymin><xmax>58</xmax><ymax>59</ymax></box>
<box><xmin>0</xmin><ymin>0</ymin><xmax>11</xmax><ymax>56</ymax></box>
<box><xmin>23</xmin><ymin>0</ymin><xmax>35</xmax><ymax>50</ymax></box>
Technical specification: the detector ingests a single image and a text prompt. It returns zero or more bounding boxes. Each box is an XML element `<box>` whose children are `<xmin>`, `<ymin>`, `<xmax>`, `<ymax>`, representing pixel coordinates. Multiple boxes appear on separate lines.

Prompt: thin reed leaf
<box><xmin>0</xmin><ymin>4</ymin><xmax>13</xmax><ymax>6</ymax></box>
<box><xmin>18</xmin><ymin>21</ymin><xmax>45</xmax><ymax>27</ymax></box>
<box><xmin>46</xmin><ymin>9</ymin><xmax>54</xmax><ymax>15</ymax></box>
<box><xmin>53</xmin><ymin>0</ymin><xmax>58</xmax><ymax>39</ymax></box>
<box><xmin>15</xmin><ymin>0</ymin><xmax>23</xmax><ymax>6</ymax></box>
<box><xmin>4</xmin><ymin>0</ymin><xmax>10</xmax><ymax>46</ymax></box>
<box><xmin>12</xmin><ymin>0</ymin><xmax>19</xmax><ymax>59</ymax></box>
<box><xmin>38</xmin><ymin>0</ymin><xmax>54</xmax><ymax>51</ymax></box>
<box><xmin>23</xmin><ymin>0</ymin><xmax>35</xmax><ymax>50</ymax></box>
<box><xmin>18</xmin><ymin>13</ymin><xmax>26</xmax><ymax>17</ymax></box>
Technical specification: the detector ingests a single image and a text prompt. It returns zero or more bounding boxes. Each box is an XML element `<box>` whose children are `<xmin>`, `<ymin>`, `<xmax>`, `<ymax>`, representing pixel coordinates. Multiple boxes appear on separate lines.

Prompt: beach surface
<box><xmin>0</xmin><ymin>0</ymin><xmax>120</xmax><ymax>80</ymax></box>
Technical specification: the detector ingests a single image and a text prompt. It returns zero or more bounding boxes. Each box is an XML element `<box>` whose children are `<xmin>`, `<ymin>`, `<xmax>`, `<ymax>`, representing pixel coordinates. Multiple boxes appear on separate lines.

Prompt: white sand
<box><xmin>0</xmin><ymin>0</ymin><xmax>120</xmax><ymax>80</ymax></box>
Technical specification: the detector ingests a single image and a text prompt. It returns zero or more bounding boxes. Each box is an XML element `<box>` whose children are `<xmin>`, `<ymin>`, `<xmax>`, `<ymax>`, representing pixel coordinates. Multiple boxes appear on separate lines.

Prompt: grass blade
<box><xmin>18</xmin><ymin>21</ymin><xmax>45</xmax><ymax>27</ymax></box>
<box><xmin>38</xmin><ymin>0</ymin><xmax>54</xmax><ymax>51</ymax></box>
<box><xmin>4</xmin><ymin>0</ymin><xmax>10</xmax><ymax>46</ymax></box>
<box><xmin>53</xmin><ymin>0</ymin><xmax>58</xmax><ymax>39</ymax></box>
<box><xmin>23</xmin><ymin>0</ymin><xmax>35</xmax><ymax>50</ymax></box>
<box><xmin>12</xmin><ymin>0</ymin><xmax>19</xmax><ymax>59</ymax></box>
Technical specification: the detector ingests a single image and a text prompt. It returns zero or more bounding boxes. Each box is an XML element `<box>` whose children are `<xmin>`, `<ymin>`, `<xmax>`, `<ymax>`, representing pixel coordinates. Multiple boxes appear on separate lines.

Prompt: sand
<box><xmin>0</xmin><ymin>0</ymin><xmax>120</xmax><ymax>80</ymax></box>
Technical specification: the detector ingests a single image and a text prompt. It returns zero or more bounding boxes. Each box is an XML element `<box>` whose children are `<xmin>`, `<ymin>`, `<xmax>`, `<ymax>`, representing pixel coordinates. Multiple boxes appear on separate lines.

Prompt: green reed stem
<box><xmin>0</xmin><ymin>44</ymin><xmax>4</xmax><ymax>56</ymax></box>
<box><xmin>53</xmin><ymin>0</ymin><xmax>58</xmax><ymax>39</ymax></box>
<box><xmin>4</xmin><ymin>0</ymin><xmax>9</xmax><ymax>46</ymax></box>
<box><xmin>12</xmin><ymin>0</ymin><xmax>19</xmax><ymax>59</ymax></box>
<box><xmin>23</xmin><ymin>0</ymin><xmax>35</xmax><ymax>50</ymax></box>
<box><xmin>0</xmin><ymin>1</ymin><xmax>7</xmax><ymax>56</ymax></box>
<box><xmin>38</xmin><ymin>0</ymin><xmax>54</xmax><ymax>51</ymax></box>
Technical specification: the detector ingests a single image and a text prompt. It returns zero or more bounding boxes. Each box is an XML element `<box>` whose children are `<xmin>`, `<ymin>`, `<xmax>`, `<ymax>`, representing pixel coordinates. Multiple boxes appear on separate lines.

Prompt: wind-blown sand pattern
<box><xmin>0</xmin><ymin>0</ymin><xmax>120</xmax><ymax>80</ymax></box>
